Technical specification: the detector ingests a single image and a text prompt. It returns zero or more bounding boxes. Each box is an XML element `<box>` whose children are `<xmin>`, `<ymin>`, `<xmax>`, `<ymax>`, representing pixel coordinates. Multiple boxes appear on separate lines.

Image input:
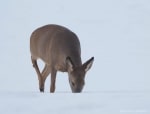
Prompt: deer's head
<box><xmin>66</xmin><ymin>57</ymin><xmax>94</xmax><ymax>93</ymax></box>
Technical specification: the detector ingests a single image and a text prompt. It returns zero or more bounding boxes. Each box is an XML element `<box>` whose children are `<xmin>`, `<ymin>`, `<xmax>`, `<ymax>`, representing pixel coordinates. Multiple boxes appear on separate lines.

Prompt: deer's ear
<box><xmin>66</xmin><ymin>57</ymin><xmax>74</xmax><ymax>72</ymax></box>
<box><xmin>82</xmin><ymin>57</ymin><xmax>94</xmax><ymax>72</ymax></box>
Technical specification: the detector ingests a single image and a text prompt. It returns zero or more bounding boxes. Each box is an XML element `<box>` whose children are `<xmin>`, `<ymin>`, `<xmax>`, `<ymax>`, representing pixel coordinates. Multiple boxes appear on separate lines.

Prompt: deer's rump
<box><xmin>30</xmin><ymin>24</ymin><xmax>81</xmax><ymax>68</ymax></box>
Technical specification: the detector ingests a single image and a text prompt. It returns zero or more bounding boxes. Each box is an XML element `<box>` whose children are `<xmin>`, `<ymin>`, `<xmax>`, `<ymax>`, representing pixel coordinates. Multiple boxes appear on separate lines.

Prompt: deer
<box><xmin>30</xmin><ymin>24</ymin><xmax>94</xmax><ymax>93</ymax></box>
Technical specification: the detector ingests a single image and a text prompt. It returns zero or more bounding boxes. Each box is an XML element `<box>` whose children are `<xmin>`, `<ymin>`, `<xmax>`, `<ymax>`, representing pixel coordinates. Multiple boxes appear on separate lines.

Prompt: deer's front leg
<box><xmin>50</xmin><ymin>69</ymin><xmax>57</xmax><ymax>93</ymax></box>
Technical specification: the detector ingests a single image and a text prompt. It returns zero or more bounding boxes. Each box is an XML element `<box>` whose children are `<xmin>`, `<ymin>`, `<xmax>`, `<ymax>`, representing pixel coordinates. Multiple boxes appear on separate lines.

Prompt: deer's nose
<box><xmin>73</xmin><ymin>88</ymin><xmax>82</xmax><ymax>93</ymax></box>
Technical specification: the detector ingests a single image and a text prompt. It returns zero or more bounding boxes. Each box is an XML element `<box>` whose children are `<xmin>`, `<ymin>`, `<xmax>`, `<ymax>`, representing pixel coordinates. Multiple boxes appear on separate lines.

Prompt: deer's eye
<box><xmin>71</xmin><ymin>82</ymin><xmax>75</xmax><ymax>87</ymax></box>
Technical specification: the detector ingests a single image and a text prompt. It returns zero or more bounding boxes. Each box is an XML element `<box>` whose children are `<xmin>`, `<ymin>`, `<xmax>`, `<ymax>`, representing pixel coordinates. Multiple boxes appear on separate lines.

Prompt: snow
<box><xmin>1</xmin><ymin>91</ymin><xmax>150</xmax><ymax>114</ymax></box>
<box><xmin>0</xmin><ymin>0</ymin><xmax>150</xmax><ymax>113</ymax></box>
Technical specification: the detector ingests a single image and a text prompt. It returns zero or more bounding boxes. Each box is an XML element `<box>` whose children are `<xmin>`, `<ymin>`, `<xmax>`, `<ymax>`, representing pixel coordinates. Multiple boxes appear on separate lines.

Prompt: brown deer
<box><xmin>30</xmin><ymin>24</ymin><xmax>94</xmax><ymax>93</ymax></box>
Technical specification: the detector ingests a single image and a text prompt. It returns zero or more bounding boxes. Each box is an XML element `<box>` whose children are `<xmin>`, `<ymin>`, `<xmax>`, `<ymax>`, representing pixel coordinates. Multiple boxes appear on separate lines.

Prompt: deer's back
<box><xmin>30</xmin><ymin>24</ymin><xmax>82</xmax><ymax>71</ymax></box>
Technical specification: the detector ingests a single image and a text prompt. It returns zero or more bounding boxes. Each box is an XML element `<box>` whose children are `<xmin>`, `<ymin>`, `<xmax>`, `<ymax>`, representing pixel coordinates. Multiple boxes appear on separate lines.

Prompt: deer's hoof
<box><xmin>40</xmin><ymin>88</ymin><xmax>44</xmax><ymax>92</ymax></box>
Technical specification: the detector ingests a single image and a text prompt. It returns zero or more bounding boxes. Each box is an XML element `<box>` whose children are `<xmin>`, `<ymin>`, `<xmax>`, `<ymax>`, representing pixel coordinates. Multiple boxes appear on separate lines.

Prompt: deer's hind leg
<box><xmin>40</xmin><ymin>65</ymin><xmax>51</xmax><ymax>92</ymax></box>
<box><xmin>31</xmin><ymin>56</ymin><xmax>44</xmax><ymax>92</ymax></box>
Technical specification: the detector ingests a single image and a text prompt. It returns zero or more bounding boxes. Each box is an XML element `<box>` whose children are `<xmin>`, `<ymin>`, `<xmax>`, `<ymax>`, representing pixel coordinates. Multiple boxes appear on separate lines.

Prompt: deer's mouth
<box><xmin>70</xmin><ymin>84</ymin><xmax>83</xmax><ymax>93</ymax></box>
<box><xmin>72</xmin><ymin>89</ymin><xmax>82</xmax><ymax>93</ymax></box>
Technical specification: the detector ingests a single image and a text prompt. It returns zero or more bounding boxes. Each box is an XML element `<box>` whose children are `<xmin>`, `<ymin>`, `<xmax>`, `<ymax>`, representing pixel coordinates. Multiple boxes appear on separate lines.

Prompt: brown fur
<box><xmin>30</xmin><ymin>24</ymin><xmax>94</xmax><ymax>93</ymax></box>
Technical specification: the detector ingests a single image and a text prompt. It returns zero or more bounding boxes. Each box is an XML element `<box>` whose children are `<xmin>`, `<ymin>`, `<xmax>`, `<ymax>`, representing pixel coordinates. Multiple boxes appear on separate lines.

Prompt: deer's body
<box><xmin>30</xmin><ymin>24</ymin><xmax>94</xmax><ymax>93</ymax></box>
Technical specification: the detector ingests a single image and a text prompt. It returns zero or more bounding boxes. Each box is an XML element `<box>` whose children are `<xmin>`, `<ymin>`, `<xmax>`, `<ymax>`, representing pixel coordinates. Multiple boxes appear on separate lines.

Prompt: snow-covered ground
<box><xmin>1</xmin><ymin>91</ymin><xmax>150</xmax><ymax>114</ymax></box>
<box><xmin>0</xmin><ymin>0</ymin><xmax>150</xmax><ymax>113</ymax></box>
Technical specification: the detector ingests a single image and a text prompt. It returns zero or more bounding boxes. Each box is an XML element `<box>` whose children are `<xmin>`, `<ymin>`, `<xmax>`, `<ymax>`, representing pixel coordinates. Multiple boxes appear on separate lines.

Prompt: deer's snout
<box><xmin>71</xmin><ymin>85</ymin><xmax>84</xmax><ymax>93</ymax></box>
<box><xmin>72</xmin><ymin>88</ymin><xmax>82</xmax><ymax>93</ymax></box>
